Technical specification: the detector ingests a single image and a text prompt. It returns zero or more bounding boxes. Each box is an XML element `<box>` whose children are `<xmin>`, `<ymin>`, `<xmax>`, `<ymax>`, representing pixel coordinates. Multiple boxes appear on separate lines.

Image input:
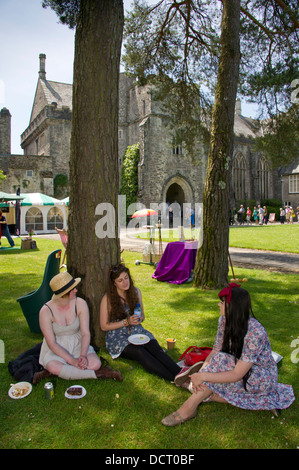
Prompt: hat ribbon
<box><xmin>53</xmin><ymin>278</ymin><xmax>76</xmax><ymax>295</ymax></box>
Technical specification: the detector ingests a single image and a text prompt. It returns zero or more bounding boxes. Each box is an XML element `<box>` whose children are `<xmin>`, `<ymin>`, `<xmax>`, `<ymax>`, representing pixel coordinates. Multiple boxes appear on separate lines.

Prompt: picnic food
<box><xmin>66</xmin><ymin>387</ymin><xmax>82</xmax><ymax>396</ymax></box>
<box><xmin>10</xmin><ymin>384</ymin><xmax>30</xmax><ymax>397</ymax></box>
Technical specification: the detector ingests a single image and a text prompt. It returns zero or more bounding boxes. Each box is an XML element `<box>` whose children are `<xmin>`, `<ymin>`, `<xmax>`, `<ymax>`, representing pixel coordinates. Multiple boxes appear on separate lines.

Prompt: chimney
<box><xmin>0</xmin><ymin>107</ymin><xmax>11</xmax><ymax>155</ymax></box>
<box><xmin>235</xmin><ymin>98</ymin><xmax>241</xmax><ymax>116</ymax></box>
<box><xmin>39</xmin><ymin>53</ymin><xmax>46</xmax><ymax>80</ymax></box>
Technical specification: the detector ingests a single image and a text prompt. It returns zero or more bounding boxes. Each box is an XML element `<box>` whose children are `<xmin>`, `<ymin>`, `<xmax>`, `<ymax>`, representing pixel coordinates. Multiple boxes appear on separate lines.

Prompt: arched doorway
<box><xmin>166</xmin><ymin>182</ymin><xmax>185</xmax><ymax>207</ymax></box>
<box><xmin>162</xmin><ymin>175</ymin><xmax>194</xmax><ymax>227</ymax></box>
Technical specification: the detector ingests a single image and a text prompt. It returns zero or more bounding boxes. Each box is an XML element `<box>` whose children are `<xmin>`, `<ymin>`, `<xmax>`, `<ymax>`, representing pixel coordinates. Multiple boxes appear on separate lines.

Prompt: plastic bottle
<box><xmin>134</xmin><ymin>302</ymin><xmax>142</xmax><ymax>321</ymax></box>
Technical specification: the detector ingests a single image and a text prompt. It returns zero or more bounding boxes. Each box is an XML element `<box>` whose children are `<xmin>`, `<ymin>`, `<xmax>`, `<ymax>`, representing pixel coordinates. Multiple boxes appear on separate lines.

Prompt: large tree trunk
<box><xmin>193</xmin><ymin>0</ymin><xmax>240</xmax><ymax>289</ymax></box>
<box><xmin>68</xmin><ymin>0</ymin><xmax>124</xmax><ymax>347</ymax></box>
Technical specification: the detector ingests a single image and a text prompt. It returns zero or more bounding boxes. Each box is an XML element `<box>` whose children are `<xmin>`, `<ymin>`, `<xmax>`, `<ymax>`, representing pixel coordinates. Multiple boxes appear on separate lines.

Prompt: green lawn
<box><xmin>0</xmin><ymin>235</ymin><xmax>298</xmax><ymax>449</ymax></box>
<box><xmin>136</xmin><ymin>224</ymin><xmax>299</xmax><ymax>254</ymax></box>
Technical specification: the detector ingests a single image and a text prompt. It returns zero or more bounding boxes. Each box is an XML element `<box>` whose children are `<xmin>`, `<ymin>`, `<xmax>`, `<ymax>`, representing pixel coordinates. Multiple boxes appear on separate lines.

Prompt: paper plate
<box><xmin>64</xmin><ymin>385</ymin><xmax>86</xmax><ymax>399</ymax></box>
<box><xmin>8</xmin><ymin>382</ymin><xmax>32</xmax><ymax>399</ymax></box>
<box><xmin>128</xmin><ymin>334</ymin><xmax>150</xmax><ymax>345</ymax></box>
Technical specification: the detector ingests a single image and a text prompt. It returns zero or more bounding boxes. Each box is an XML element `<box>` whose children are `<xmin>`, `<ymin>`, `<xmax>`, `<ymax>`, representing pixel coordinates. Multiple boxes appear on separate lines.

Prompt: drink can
<box><xmin>44</xmin><ymin>382</ymin><xmax>54</xmax><ymax>400</ymax></box>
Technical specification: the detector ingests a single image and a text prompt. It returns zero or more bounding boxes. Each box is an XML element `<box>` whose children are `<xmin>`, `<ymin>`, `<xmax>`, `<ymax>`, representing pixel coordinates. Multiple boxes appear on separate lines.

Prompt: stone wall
<box><xmin>0</xmin><ymin>154</ymin><xmax>53</xmax><ymax>194</ymax></box>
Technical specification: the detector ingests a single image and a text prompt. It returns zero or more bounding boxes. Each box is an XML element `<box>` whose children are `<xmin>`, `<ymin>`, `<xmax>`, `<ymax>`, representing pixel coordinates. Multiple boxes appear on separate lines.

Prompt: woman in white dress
<box><xmin>34</xmin><ymin>271</ymin><xmax>122</xmax><ymax>383</ymax></box>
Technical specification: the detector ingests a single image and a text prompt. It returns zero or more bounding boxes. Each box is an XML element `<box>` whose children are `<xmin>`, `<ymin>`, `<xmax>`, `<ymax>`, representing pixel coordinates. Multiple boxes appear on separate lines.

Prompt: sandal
<box><xmin>271</xmin><ymin>409</ymin><xmax>281</xmax><ymax>418</ymax></box>
<box><xmin>161</xmin><ymin>410</ymin><xmax>197</xmax><ymax>427</ymax></box>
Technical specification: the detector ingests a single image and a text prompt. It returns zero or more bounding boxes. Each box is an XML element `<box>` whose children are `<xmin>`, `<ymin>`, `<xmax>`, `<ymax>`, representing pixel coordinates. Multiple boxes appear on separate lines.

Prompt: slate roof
<box><xmin>30</xmin><ymin>78</ymin><xmax>72</xmax><ymax>123</ymax></box>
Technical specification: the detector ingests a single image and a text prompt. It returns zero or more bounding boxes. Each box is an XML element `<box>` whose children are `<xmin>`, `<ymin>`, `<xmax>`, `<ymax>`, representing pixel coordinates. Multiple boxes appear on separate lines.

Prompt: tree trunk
<box><xmin>68</xmin><ymin>0</ymin><xmax>124</xmax><ymax>347</ymax></box>
<box><xmin>193</xmin><ymin>0</ymin><xmax>240</xmax><ymax>289</ymax></box>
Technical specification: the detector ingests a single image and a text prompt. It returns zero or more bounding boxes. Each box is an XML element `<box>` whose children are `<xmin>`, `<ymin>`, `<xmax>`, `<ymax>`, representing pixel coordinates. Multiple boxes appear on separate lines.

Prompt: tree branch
<box><xmin>274</xmin><ymin>0</ymin><xmax>299</xmax><ymax>29</ymax></box>
<box><xmin>240</xmin><ymin>6</ymin><xmax>274</xmax><ymax>41</ymax></box>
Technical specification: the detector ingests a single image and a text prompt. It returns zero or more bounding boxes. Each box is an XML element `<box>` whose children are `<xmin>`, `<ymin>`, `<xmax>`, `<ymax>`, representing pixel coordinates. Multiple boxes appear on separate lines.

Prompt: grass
<box><xmin>0</xmin><ymin>234</ymin><xmax>298</xmax><ymax>450</ymax></box>
<box><xmin>135</xmin><ymin>224</ymin><xmax>299</xmax><ymax>253</ymax></box>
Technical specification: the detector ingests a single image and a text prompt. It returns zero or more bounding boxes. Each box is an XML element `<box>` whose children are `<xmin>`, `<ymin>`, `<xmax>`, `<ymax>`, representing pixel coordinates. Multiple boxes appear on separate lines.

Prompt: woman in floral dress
<box><xmin>100</xmin><ymin>264</ymin><xmax>181</xmax><ymax>381</ymax></box>
<box><xmin>162</xmin><ymin>284</ymin><xmax>295</xmax><ymax>426</ymax></box>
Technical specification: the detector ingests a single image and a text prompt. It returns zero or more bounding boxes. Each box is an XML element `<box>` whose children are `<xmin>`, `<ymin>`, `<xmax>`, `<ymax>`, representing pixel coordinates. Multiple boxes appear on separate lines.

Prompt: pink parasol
<box><xmin>131</xmin><ymin>208</ymin><xmax>158</xmax><ymax>218</ymax></box>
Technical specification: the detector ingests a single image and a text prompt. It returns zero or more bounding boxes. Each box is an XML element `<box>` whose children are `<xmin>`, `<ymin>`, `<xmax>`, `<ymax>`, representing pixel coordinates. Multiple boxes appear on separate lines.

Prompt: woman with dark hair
<box><xmin>162</xmin><ymin>284</ymin><xmax>295</xmax><ymax>426</ymax></box>
<box><xmin>100</xmin><ymin>264</ymin><xmax>181</xmax><ymax>381</ymax></box>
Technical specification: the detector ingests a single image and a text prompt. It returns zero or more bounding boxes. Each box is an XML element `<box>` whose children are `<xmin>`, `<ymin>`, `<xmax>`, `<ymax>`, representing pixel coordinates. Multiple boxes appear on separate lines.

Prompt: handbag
<box><xmin>179</xmin><ymin>346</ymin><xmax>212</xmax><ymax>366</ymax></box>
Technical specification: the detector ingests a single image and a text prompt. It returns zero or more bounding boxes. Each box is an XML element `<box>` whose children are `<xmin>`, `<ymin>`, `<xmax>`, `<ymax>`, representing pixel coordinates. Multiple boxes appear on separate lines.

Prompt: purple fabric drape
<box><xmin>152</xmin><ymin>241</ymin><xmax>198</xmax><ymax>284</ymax></box>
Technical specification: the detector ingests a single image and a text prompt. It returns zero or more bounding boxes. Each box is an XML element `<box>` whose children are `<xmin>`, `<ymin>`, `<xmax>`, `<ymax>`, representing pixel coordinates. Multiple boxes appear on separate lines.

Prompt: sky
<box><xmin>0</xmin><ymin>0</ymin><xmax>257</xmax><ymax>155</ymax></box>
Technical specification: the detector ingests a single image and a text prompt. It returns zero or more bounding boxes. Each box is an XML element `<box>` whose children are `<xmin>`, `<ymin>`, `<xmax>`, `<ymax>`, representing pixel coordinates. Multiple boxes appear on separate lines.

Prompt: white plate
<box><xmin>8</xmin><ymin>382</ymin><xmax>32</xmax><ymax>399</ymax></box>
<box><xmin>64</xmin><ymin>385</ymin><xmax>86</xmax><ymax>399</ymax></box>
<box><xmin>128</xmin><ymin>334</ymin><xmax>150</xmax><ymax>345</ymax></box>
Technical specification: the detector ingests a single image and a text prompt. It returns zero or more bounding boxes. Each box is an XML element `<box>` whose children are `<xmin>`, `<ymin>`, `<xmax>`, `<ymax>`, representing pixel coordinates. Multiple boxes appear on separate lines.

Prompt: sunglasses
<box><xmin>110</xmin><ymin>263</ymin><xmax>126</xmax><ymax>273</ymax></box>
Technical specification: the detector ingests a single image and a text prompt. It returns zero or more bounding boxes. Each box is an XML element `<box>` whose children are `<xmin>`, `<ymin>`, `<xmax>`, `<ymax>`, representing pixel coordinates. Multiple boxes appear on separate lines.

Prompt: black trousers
<box><xmin>121</xmin><ymin>339</ymin><xmax>181</xmax><ymax>381</ymax></box>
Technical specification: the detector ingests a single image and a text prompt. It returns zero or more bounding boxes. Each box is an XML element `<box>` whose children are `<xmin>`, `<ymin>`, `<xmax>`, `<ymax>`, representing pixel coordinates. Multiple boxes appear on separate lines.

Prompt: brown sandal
<box><xmin>161</xmin><ymin>410</ymin><xmax>197</xmax><ymax>427</ymax></box>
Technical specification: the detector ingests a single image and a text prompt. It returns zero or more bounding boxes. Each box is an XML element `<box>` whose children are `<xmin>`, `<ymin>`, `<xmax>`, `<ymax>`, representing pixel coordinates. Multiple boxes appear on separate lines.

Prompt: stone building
<box><xmin>0</xmin><ymin>53</ymin><xmax>291</xmax><ymax>219</ymax></box>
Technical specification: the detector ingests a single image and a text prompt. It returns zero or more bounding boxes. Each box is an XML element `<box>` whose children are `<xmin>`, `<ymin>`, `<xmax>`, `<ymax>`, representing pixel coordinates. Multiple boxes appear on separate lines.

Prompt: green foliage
<box><xmin>119</xmin><ymin>143</ymin><xmax>140</xmax><ymax>213</ymax></box>
<box><xmin>122</xmin><ymin>0</ymin><xmax>220</xmax><ymax>155</ymax></box>
<box><xmin>54</xmin><ymin>173</ymin><xmax>68</xmax><ymax>198</ymax></box>
<box><xmin>123</xmin><ymin>1</ymin><xmax>299</xmax><ymax>165</ymax></box>
<box><xmin>42</xmin><ymin>0</ymin><xmax>79</xmax><ymax>28</ymax></box>
<box><xmin>0</xmin><ymin>169</ymin><xmax>6</xmax><ymax>184</ymax></box>
<box><xmin>253</xmin><ymin>105</ymin><xmax>299</xmax><ymax>167</ymax></box>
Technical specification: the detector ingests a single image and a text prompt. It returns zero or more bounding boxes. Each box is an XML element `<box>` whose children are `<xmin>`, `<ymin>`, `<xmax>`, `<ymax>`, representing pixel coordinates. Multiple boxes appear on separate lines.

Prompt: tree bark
<box><xmin>68</xmin><ymin>0</ymin><xmax>124</xmax><ymax>347</ymax></box>
<box><xmin>193</xmin><ymin>0</ymin><xmax>240</xmax><ymax>289</ymax></box>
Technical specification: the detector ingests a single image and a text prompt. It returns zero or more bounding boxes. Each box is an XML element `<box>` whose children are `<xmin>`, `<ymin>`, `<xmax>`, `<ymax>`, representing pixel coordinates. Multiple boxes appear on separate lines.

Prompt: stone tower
<box><xmin>0</xmin><ymin>107</ymin><xmax>11</xmax><ymax>155</ymax></box>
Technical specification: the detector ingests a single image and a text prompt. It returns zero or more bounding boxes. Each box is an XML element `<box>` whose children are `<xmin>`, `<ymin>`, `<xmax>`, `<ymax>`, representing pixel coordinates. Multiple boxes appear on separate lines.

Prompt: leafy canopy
<box><xmin>122</xmin><ymin>0</ymin><xmax>299</xmax><ymax>164</ymax></box>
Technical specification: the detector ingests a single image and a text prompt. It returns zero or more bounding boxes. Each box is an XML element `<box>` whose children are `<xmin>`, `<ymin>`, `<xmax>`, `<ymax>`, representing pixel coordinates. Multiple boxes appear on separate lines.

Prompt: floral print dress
<box><xmin>200</xmin><ymin>316</ymin><xmax>295</xmax><ymax>410</ymax></box>
<box><xmin>105</xmin><ymin>302</ymin><xmax>155</xmax><ymax>359</ymax></box>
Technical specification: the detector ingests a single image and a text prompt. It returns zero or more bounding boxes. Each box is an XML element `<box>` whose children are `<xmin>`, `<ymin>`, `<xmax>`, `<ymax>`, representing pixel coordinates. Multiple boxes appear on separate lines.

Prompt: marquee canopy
<box><xmin>0</xmin><ymin>191</ymin><xmax>24</xmax><ymax>202</ymax></box>
<box><xmin>19</xmin><ymin>193</ymin><xmax>65</xmax><ymax>206</ymax></box>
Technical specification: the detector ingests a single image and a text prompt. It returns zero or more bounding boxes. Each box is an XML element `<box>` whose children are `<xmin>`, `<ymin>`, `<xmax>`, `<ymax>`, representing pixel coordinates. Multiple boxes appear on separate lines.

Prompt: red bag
<box><xmin>179</xmin><ymin>346</ymin><xmax>213</xmax><ymax>366</ymax></box>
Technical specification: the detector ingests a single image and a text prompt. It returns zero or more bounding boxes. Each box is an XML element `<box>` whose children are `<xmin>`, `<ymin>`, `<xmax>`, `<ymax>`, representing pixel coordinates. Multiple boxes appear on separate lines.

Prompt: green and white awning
<box><xmin>20</xmin><ymin>193</ymin><xmax>65</xmax><ymax>206</ymax></box>
<box><xmin>0</xmin><ymin>191</ymin><xmax>24</xmax><ymax>201</ymax></box>
<box><xmin>61</xmin><ymin>197</ymin><xmax>69</xmax><ymax>206</ymax></box>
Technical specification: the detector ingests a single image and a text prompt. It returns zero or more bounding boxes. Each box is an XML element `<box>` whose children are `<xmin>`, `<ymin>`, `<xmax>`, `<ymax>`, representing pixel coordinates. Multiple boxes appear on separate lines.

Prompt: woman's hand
<box><xmin>78</xmin><ymin>355</ymin><xmax>88</xmax><ymax>369</ymax></box>
<box><xmin>129</xmin><ymin>315</ymin><xmax>141</xmax><ymax>326</ymax></box>
<box><xmin>190</xmin><ymin>372</ymin><xmax>207</xmax><ymax>394</ymax></box>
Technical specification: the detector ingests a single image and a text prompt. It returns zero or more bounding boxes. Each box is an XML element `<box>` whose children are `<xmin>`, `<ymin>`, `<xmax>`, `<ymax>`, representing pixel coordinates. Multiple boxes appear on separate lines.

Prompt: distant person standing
<box><xmin>280</xmin><ymin>208</ymin><xmax>285</xmax><ymax>224</ymax></box>
<box><xmin>253</xmin><ymin>206</ymin><xmax>258</xmax><ymax>225</ymax></box>
<box><xmin>238</xmin><ymin>204</ymin><xmax>245</xmax><ymax>224</ymax></box>
<box><xmin>285</xmin><ymin>206</ymin><xmax>290</xmax><ymax>223</ymax></box>
<box><xmin>258</xmin><ymin>205</ymin><xmax>264</xmax><ymax>225</ymax></box>
<box><xmin>263</xmin><ymin>206</ymin><xmax>268</xmax><ymax>225</ymax></box>
<box><xmin>246</xmin><ymin>207</ymin><xmax>252</xmax><ymax>225</ymax></box>
<box><xmin>0</xmin><ymin>210</ymin><xmax>15</xmax><ymax>247</ymax></box>
<box><xmin>290</xmin><ymin>207</ymin><xmax>295</xmax><ymax>224</ymax></box>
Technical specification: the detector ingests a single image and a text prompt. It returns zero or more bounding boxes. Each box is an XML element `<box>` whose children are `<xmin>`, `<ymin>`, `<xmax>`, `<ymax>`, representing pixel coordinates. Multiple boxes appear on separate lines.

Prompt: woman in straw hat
<box><xmin>33</xmin><ymin>272</ymin><xmax>122</xmax><ymax>383</ymax></box>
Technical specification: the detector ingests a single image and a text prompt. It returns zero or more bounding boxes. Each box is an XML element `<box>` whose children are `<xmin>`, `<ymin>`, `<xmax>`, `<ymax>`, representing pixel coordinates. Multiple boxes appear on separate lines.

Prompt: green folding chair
<box><xmin>17</xmin><ymin>249</ymin><xmax>62</xmax><ymax>334</ymax></box>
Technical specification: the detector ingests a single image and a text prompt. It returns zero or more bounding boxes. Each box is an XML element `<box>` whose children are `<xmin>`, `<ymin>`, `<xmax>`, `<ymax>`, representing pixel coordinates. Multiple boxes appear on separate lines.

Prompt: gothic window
<box><xmin>257</xmin><ymin>157</ymin><xmax>270</xmax><ymax>200</ymax></box>
<box><xmin>25</xmin><ymin>207</ymin><xmax>43</xmax><ymax>232</ymax></box>
<box><xmin>47</xmin><ymin>207</ymin><xmax>64</xmax><ymax>230</ymax></box>
<box><xmin>233</xmin><ymin>153</ymin><xmax>246</xmax><ymax>200</ymax></box>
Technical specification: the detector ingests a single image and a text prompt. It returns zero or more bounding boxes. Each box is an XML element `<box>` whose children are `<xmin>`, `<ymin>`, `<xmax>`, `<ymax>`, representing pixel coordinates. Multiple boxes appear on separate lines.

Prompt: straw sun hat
<box><xmin>50</xmin><ymin>271</ymin><xmax>81</xmax><ymax>300</ymax></box>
